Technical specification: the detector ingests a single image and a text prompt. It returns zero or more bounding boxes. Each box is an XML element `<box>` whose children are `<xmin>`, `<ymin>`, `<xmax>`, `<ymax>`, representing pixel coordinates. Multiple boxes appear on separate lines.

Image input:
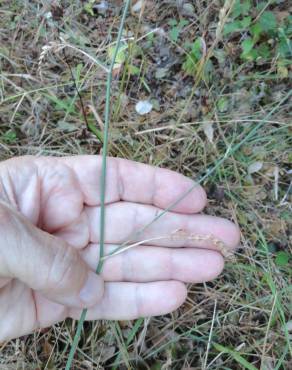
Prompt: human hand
<box><xmin>0</xmin><ymin>156</ymin><xmax>240</xmax><ymax>341</ymax></box>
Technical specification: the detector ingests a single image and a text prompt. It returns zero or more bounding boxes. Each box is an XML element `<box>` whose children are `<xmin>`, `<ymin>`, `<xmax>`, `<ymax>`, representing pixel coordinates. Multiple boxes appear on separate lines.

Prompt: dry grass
<box><xmin>0</xmin><ymin>1</ymin><xmax>291</xmax><ymax>369</ymax></box>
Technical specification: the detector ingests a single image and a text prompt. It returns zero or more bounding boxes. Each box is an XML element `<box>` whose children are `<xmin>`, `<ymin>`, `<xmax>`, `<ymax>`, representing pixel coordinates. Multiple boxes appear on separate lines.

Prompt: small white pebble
<box><xmin>135</xmin><ymin>100</ymin><xmax>153</xmax><ymax>115</ymax></box>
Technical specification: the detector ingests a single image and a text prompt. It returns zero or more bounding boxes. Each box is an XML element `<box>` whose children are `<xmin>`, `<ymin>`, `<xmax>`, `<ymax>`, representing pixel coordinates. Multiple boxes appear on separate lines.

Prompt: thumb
<box><xmin>0</xmin><ymin>201</ymin><xmax>104</xmax><ymax>308</ymax></box>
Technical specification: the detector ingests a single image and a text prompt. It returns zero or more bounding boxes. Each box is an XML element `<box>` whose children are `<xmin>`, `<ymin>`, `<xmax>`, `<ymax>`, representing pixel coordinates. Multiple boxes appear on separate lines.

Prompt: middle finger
<box><xmin>86</xmin><ymin>202</ymin><xmax>240</xmax><ymax>251</ymax></box>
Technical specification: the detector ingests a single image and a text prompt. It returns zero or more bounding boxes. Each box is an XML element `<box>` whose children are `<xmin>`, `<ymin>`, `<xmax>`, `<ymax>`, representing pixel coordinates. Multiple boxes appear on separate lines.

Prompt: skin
<box><xmin>0</xmin><ymin>156</ymin><xmax>240</xmax><ymax>341</ymax></box>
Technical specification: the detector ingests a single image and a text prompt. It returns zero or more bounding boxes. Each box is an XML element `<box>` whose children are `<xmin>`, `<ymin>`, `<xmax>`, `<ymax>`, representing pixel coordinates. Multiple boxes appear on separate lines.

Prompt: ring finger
<box><xmin>81</xmin><ymin>243</ymin><xmax>225</xmax><ymax>283</ymax></box>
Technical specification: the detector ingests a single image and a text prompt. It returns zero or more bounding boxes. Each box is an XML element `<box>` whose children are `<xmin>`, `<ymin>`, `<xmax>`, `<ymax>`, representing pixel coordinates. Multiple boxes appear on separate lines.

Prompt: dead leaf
<box><xmin>248</xmin><ymin>161</ymin><xmax>263</xmax><ymax>175</ymax></box>
<box><xmin>155</xmin><ymin>67</ymin><xmax>169</xmax><ymax>79</ymax></box>
<box><xmin>202</xmin><ymin>122</ymin><xmax>214</xmax><ymax>143</ymax></box>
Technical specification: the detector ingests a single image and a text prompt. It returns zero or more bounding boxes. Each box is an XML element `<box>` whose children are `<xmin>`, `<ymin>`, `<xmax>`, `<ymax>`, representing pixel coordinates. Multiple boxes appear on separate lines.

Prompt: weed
<box><xmin>0</xmin><ymin>0</ymin><xmax>291</xmax><ymax>369</ymax></box>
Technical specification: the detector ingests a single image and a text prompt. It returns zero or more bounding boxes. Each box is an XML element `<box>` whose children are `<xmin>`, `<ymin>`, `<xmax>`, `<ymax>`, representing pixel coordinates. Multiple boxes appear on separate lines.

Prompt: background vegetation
<box><xmin>0</xmin><ymin>0</ymin><xmax>291</xmax><ymax>369</ymax></box>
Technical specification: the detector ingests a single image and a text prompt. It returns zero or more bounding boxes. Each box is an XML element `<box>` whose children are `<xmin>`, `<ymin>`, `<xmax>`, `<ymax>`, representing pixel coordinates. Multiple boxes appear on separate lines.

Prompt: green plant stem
<box><xmin>98</xmin><ymin>0</ymin><xmax>130</xmax><ymax>273</ymax></box>
<box><xmin>64</xmin><ymin>2</ymin><xmax>131</xmax><ymax>369</ymax></box>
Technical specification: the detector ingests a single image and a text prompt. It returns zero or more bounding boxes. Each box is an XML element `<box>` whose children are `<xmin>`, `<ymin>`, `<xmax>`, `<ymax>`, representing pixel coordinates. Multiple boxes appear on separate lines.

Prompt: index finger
<box><xmin>60</xmin><ymin>156</ymin><xmax>207</xmax><ymax>213</ymax></box>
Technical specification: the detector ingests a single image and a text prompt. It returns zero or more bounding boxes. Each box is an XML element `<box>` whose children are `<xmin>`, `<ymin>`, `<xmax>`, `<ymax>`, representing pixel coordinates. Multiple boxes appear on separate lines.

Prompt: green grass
<box><xmin>0</xmin><ymin>0</ymin><xmax>291</xmax><ymax>369</ymax></box>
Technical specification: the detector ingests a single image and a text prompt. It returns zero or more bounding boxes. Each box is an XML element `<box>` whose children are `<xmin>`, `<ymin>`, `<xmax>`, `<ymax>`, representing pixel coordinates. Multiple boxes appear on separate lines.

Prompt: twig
<box><xmin>203</xmin><ymin>299</ymin><xmax>217</xmax><ymax>369</ymax></box>
<box><xmin>261</xmin><ymin>292</ymin><xmax>277</xmax><ymax>368</ymax></box>
<box><xmin>59</xmin><ymin>41</ymin><xmax>109</xmax><ymax>73</ymax></box>
<box><xmin>61</xmin><ymin>49</ymin><xmax>91</xmax><ymax>130</ymax></box>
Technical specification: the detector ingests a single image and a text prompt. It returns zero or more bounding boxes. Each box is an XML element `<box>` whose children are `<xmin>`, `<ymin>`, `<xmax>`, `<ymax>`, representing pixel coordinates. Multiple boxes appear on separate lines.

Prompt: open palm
<box><xmin>0</xmin><ymin>156</ymin><xmax>240</xmax><ymax>341</ymax></box>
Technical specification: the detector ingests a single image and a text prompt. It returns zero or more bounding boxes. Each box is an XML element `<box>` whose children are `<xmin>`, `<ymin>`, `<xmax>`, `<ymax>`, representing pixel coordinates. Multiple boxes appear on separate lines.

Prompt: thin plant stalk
<box><xmin>64</xmin><ymin>1</ymin><xmax>131</xmax><ymax>369</ymax></box>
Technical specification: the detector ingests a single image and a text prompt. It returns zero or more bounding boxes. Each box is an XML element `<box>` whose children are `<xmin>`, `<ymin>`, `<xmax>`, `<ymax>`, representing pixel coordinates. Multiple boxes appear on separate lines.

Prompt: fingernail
<box><xmin>79</xmin><ymin>271</ymin><xmax>103</xmax><ymax>307</ymax></box>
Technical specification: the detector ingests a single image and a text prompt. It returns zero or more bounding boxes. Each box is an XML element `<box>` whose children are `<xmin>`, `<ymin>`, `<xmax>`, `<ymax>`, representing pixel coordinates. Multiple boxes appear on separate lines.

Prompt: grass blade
<box><xmin>213</xmin><ymin>342</ymin><xmax>258</xmax><ymax>370</ymax></box>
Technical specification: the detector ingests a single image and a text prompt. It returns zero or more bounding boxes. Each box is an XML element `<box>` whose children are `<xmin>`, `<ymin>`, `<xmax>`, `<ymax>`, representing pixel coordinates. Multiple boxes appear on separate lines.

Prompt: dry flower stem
<box><xmin>102</xmin><ymin>229</ymin><xmax>234</xmax><ymax>261</ymax></box>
